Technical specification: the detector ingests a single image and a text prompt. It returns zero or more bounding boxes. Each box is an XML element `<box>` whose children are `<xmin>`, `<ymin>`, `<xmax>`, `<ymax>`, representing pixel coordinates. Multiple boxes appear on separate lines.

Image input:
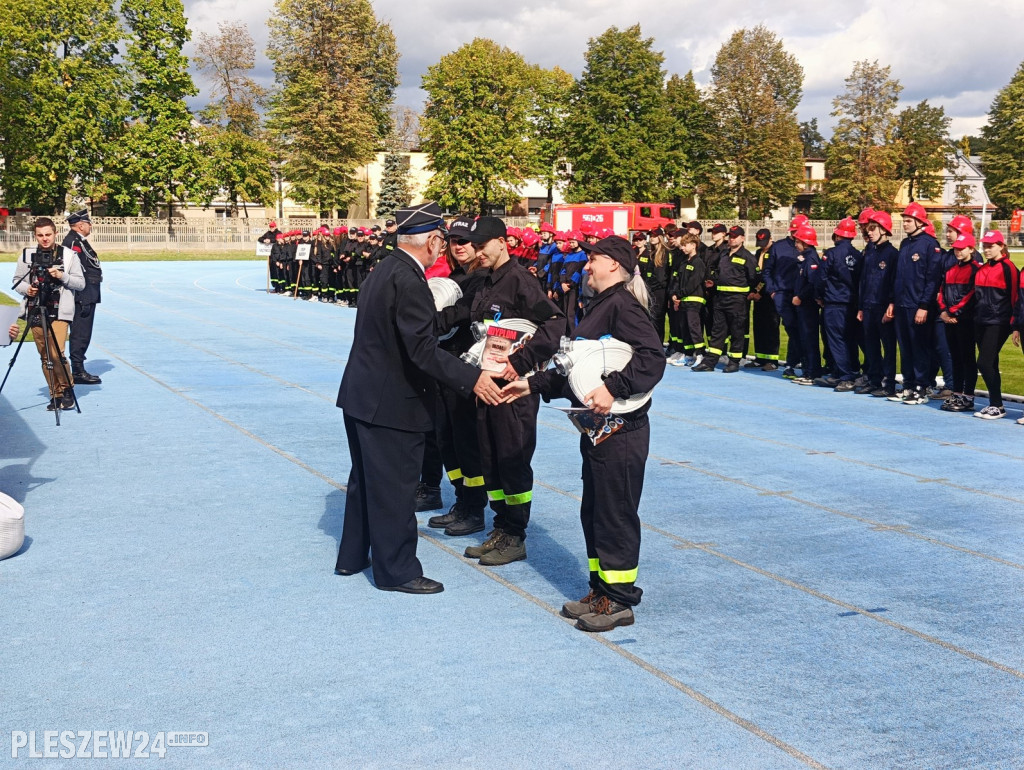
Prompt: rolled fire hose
<box><xmin>461</xmin><ymin>318</ymin><xmax>539</xmax><ymax>368</ymax></box>
<box><xmin>428</xmin><ymin>277</ymin><xmax>463</xmax><ymax>341</ymax></box>
<box><xmin>0</xmin><ymin>491</ymin><xmax>25</xmax><ymax>560</ymax></box>
<box><xmin>552</xmin><ymin>338</ymin><xmax>652</xmax><ymax>414</ymax></box>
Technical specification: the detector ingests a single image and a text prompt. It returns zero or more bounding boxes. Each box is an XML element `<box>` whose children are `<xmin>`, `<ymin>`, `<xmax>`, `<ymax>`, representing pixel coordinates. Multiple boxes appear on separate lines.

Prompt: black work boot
<box><xmin>428</xmin><ymin>502</ymin><xmax>461</xmax><ymax>529</ymax></box>
<box><xmin>415</xmin><ymin>483</ymin><xmax>442</xmax><ymax>512</ymax></box>
<box><xmin>444</xmin><ymin>506</ymin><xmax>485</xmax><ymax>536</ymax></box>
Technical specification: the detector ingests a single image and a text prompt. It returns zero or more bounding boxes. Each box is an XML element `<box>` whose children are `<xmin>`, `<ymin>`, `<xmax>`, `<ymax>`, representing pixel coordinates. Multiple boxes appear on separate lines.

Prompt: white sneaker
<box><xmin>667</xmin><ymin>352</ymin><xmax>683</xmax><ymax>363</ymax></box>
<box><xmin>1015</xmin><ymin>416</ymin><xmax>1024</xmax><ymax>425</ymax></box>
<box><xmin>974</xmin><ymin>406</ymin><xmax>1006</xmax><ymax>420</ymax></box>
<box><xmin>692</xmin><ymin>354</ymin><xmax>704</xmax><ymax>368</ymax></box>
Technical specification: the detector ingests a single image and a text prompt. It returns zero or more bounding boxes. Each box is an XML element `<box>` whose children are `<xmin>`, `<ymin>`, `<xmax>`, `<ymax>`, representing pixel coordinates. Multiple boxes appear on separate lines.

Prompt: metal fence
<box><xmin>0</xmin><ymin>216</ymin><xmax>1015</xmax><ymax>254</ymax></box>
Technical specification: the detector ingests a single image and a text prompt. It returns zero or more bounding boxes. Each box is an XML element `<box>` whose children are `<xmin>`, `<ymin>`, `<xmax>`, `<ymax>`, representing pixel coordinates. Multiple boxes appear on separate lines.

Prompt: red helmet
<box><xmin>947</xmin><ymin>215</ymin><xmax>974</xmax><ymax>237</ymax></box>
<box><xmin>269</xmin><ymin>221</ymin><xmax>278</xmax><ymax>228</ymax></box>
<box><xmin>554</xmin><ymin>231</ymin><xmax>567</xmax><ymax>241</ymax></box>
<box><xmin>834</xmin><ymin>218</ymin><xmax>857</xmax><ymax>239</ymax></box>
<box><xmin>521</xmin><ymin>229</ymin><xmax>540</xmax><ymax>247</ymax></box>
<box><xmin>507</xmin><ymin>227</ymin><xmax>522</xmax><ymax>239</ymax></box>
<box><xmin>867</xmin><ymin>211</ymin><xmax>893</xmax><ymax>235</ymax></box>
<box><xmin>539</xmin><ymin>222</ymin><xmax>556</xmax><ymax>234</ymax></box>
<box><xmin>579</xmin><ymin>222</ymin><xmax>597</xmax><ymax>236</ymax></box>
<box><xmin>332</xmin><ymin>226</ymin><xmax>344</xmax><ymax>236</ymax></box>
<box><xmin>598</xmin><ymin>227</ymin><xmax>616</xmax><ymax>238</ymax></box>
<box><xmin>857</xmin><ymin>208</ymin><xmax>875</xmax><ymax>226</ymax></box>
<box><xmin>789</xmin><ymin>214</ymin><xmax>810</xmax><ymax>232</ymax></box>
<box><xmin>794</xmin><ymin>225</ymin><xmax>818</xmax><ymax>247</ymax></box>
<box><xmin>924</xmin><ymin>222</ymin><xmax>936</xmax><ymax>237</ymax></box>
<box><xmin>275</xmin><ymin>233</ymin><xmax>285</xmax><ymax>241</ymax></box>
<box><xmin>903</xmin><ymin>202</ymin><xmax>928</xmax><ymax>224</ymax></box>
<box><xmin>567</xmin><ymin>229</ymin><xmax>583</xmax><ymax>242</ymax></box>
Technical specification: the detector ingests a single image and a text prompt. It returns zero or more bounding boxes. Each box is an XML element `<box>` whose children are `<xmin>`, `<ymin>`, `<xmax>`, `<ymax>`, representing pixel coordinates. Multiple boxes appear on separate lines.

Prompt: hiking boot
<box><xmin>722</xmin><ymin>360</ymin><xmax>740</xmax><ymax>373</ymax></box>
<box><xmin>575</xmin><ymin>596</ymin><xmax>635</xmax><ymax>632</ymax></box>
<box><xmin>415</xmin><ymin>483</ymin><xmax>443</xmax><ymax>512</ymax></box>
<box><xmin>478</xmin><ymin>532</ymin><xmax>526</xmax><ymax>566</ymax></box>
<box><xmin>561</xmin><ymin>589</ymin><xmax>600</xmax><ymax>620</ymax></box>
<box><xmin>428</xmin><ymin>502</ymin><xmax>461</xmax><ymax>529</ymax></box>
<box><xmin>444</xmin><ymin>507</ymin><xmax>485</xmax><ymax>536</ymax></box>
<box><xmin>464</xmin><ymin>529</ymin><xmax>504</xmax><ymax>559</ymax></box>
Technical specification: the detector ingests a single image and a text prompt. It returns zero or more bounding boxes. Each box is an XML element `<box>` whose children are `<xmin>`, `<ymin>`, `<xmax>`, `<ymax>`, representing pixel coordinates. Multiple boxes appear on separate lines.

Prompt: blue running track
<box><xmin>1</xmin><ymin>261</ymin><xmax>1022</xmax><ymax>768</ymax></box>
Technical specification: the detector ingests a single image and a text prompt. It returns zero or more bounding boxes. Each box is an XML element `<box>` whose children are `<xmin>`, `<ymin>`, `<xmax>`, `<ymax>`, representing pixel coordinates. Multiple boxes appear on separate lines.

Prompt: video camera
<box><xmin>25</xmin><ymin>248</ymin><xmax>61</xmax><ymax>324</ymax></box>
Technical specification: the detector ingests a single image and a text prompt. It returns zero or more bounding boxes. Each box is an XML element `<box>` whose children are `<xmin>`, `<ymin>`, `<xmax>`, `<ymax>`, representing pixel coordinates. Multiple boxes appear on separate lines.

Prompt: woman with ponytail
<box><xmin>501</xmin><ymin>235</ymin><xmax>665</xmax><ymax>633</ymax></box>
<box><xmin>972</xmin><ymin>230</ymin><xmax>1018</xmax><ymax>420</ymax></box>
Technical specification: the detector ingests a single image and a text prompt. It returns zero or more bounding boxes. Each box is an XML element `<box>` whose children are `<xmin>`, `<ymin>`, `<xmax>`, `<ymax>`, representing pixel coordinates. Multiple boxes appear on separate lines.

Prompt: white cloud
<box><xmin>182</xmin><ymin>0</ymin><xmax>1024</xmax><ymax>137</ymax></box>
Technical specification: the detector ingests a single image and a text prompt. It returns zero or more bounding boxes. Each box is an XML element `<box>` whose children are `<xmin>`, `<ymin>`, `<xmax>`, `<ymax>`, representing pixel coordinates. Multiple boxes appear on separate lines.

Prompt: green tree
<box><xmin>194</xmin><ymin>21</ymin><xmax>274</xmax><ymax>216</ymax></box>
<box><xmin>800</xmin><ymin>119</ymin><xmax>826</xmax><ymax>157</ymax></box>
<box><xmin>529</xmin><ymin>65</ymin><xmax>575</xmax><ymax>207</ymax></box>
<box><xmin>664</xmin><ymin>71</ymin><xmax>729</xmax><ymax>215</ymax></box>
<box><xmin>563</xmin><ymin>25</ymin><xmax>675</xmax><ymax>203</ymax></box>
<box><xmin>706</xmin><ymin>25</ymin><xmax>805</xmax><ymax>218</ymax></box>
<box><xmin>0</xmin><ymin>0</ymin><xmax>127</xmax><ymax>214</ymax></box>
<box><xmin>981</xmin><ymin>60</ymin><xmax>1024</xmax><ymax>216</ymax></box>
<box><xmin>266</xmin><ymin>0</ymin><xmax>396</xmax><ymax>213</ymax></box>
<box><xmin>822</xmin><ymin>60</ymin><xmax>903</xmax><ymax>217</ymax></box>
<box><xmin>894</xmin><ymin>100</ymin><xmax>952</xmax><ymax>201</ymax></box>
<box><xmin>421</xmin><ymin>38</ymin><xmax>536</xmax><ymax>214</ymax></box>
<box><xmin>107</xmin><ymin>0</ymin><xmax>199</xmax><ymax>217</ymax></box>
<box><xmin>375</xmin><ymin>151</ymin><xmax>410</xmax><ymax>218</ymax></box>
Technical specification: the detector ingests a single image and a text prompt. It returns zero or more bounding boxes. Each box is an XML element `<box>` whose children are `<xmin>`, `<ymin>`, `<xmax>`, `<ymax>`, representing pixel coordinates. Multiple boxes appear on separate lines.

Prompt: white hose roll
<box><xmin>0</xmin><ymin>492</ymin><xmax>25</xmax><ymax>561</ymax></box>
<box><xmin>564</xmin><ymin>339</ymin><xmax>653</xmax><ymax>414</ymax></box>
<box><xmin>427</xmin><ymin>277</ymin><xmax>463</xmax><ymax>311</ymax></box>
<box><xmin>461</xmin><ymin>319</ymin><xmax>538</xmax><ymax>369</ymax></box>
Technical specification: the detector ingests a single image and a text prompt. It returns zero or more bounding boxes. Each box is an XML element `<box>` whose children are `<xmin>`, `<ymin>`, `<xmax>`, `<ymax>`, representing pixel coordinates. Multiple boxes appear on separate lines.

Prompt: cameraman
<box><xmin>12</xmin><ymin>217</ymin><xmax>85</xmax><ymax>411</ymax></box>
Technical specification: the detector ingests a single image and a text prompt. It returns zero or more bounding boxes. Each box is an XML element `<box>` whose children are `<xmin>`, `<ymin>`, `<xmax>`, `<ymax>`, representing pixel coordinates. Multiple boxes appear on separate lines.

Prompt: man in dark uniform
<box><xmin>62</xmin><ymin>209</ymin><xmax>103</xmax><ymax>385</ymax></box>
<box><xmin>381</xmin><ymin>218</ymin><xmax>398</xmax><ymax>255</ymax></box>
<box><xmin>334</xmin><ymin>202</ymin><xmax>505</xmax><ymax>594</ymax></box>
<box><xmin>693</xmin><ymin>226</ymin><xmax>757</xmax><ymax>373</ymax></box>
<box><xmin>745</xmin><ymin>228</ymin><xmax>781</xmax><ymax>370</ymax></box>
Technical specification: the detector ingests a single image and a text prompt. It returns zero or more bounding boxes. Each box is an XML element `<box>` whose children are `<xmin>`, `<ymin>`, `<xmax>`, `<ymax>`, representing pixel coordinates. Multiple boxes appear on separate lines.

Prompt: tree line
<box><xmin>2</xmin><ymin>3</ymin><xmax>1023</xmax><ymax>220</ymax></box>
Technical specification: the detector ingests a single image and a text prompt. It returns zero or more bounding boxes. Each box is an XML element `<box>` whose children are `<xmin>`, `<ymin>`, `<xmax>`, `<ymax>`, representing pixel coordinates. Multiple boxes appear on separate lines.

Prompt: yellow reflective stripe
<box><xmin>728</xmin><ymin>352</ymin><xmax>743</xmax><ymax>359</ymax></box>
<box><xmin>463</xmin><ymin>475</ymin><xmax>485</xmax><ymax>488</ymax></box>
<box><xmin>504</xmin><ymin>491</ymin><xmax>532</xmax><ymax>506</ymax></box>
<box><xmin>681</xmin><ymin>295</ymin><xmax>706</xmax><ymax>304</ymax></box>
<box><xmin>487</xmin><ymin>490</ymin><xmax>505</xmax><ymax>501</ymax></box>
<box><xmin>707</xmin><ymin>347</ymin><xmax>723</xmax><ymax>355</ymax></box>
<box><xmin>717</xmin><ymin>285</ymin><xmax>749</xmax><ymax>293</ymax></box>
<box><xmin>447</xmin><ymin>469</ymin><xmax>463</xmax><ymax>481</ymax></box>
<box><xmin>598</xmin><ymin>566</ymin><xmax>639</xmax><ymax>584</ymax></box>
<box><xmin>588</xmin><ymin>558</ymin><xmax>600</xmax><ymax>572</ymax></box>
<box><xmin>756</xmin><ymin>353</ymin><xmax>780</xmax><ymax>360</ymax></box>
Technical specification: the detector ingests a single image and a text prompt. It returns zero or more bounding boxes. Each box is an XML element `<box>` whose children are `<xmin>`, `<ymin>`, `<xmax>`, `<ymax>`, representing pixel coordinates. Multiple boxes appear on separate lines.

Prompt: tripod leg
<box><xmin>38</xmin><ymin>314</ymin><xmax>61</xmax><ymax>426</ymax></box>
<box><xmin>46</xmin><ymin>318</ymin><xmax>80</xmax><ymax>415</ymax></box>
<box><xmin>0</xmin><ymin>324</ymin><xmax>32</xmax><ymax>396</ymax></box>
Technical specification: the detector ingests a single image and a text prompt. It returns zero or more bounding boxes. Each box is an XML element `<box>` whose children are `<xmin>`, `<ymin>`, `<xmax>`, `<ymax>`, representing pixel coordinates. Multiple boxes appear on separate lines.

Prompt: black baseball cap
<box><xmin>687</xmin><ymin>221</ymin><xmax>703</xmax><ymax>233</ymax></box>
<box><xmin>755</xmin><ymin>228</ymin><xmax>772</xmax><ymax>245</ymax></box>
<box><xmin>710</xmin><ymin>223</ymin><xmax>727</xmax><ymax>235</ymax></box>
<box><xmin>580</xmin><ymin>236</ymin><xmax>637</xmax><ymax>273</ymax></box>
<box><xmin>728</xmin><ymin>225</ymin><xmax>745</xmax><ymax>238</ymax></box>
<box><xmin>464</xmin><ymin>216</ymin><xmax>506</xmax><ymax>244</ymax></box>
<box><xmin>446</xmin><ymin>216</ymin><xmax>475</xmax><ymax>241</ymax></box>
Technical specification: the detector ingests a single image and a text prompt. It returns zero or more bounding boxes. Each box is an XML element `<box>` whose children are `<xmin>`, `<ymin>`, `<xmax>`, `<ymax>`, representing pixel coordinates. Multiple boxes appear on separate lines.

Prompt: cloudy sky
<box><xmin>182</xmin><ymin>0</ymin><xmax>1024</xmax><ymax>139</ymax></box>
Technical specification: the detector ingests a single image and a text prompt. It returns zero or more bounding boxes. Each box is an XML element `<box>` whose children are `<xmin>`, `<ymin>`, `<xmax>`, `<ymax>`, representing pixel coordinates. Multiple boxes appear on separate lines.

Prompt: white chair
<box><xmin>0</xmin><ymin>492</ymin><xmax>25</xmax><ymax>560</ymax></box>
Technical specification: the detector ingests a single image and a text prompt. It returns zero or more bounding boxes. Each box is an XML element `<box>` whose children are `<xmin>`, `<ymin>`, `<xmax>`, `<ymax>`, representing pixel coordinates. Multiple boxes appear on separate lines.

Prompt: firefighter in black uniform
<box><xmin>62</xmin><ymin>209</ymin><xmax>103</xmax><ymax>384</ymax></box>
<box><xmin>745</xmin><ymin>228</ymin><xmax>781</xmax><ymax>370</ymax></box>
<box><xmin>381</xmin><ymin>218</ymin><xmax>398</xmax><ymax>256</ymax></box>
<box><xmin>502</xmin><ymin>235</ymin><xmax>666</xmax><ymax>632</ymax></box>
<box><xmin>270</xmin><ymin>233</ymin><xmax>287</xmax><ymax>293</ymax></box>
<box><xmin>668</xmin><ymin>232</ymin><xmax>708</xmax><ymax>366</ymax></box>
<box><xmin>259</xmin><ymin>220</ymin><xmax>281</xmax><ymax>292</ymax></box>
<box><xmin>703</xmin><ymin>224</ymin><xmax>728</xmax><ymax>343</ymax></box>
<box><xmin>454</xmin><ymin>217</ymin><xmax>564</xmax><ymax>567</ymax></box>
<box><xmin>694</xmin><ymin>226</ymin><xmax>757</xmax><ymax>372</ymax></box>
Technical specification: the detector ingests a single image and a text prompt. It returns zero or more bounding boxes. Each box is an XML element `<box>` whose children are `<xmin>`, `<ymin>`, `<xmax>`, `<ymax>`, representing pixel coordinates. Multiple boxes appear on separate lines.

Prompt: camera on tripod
<box><xmin>26</xmin><ymin>248</ymin><xmax>61</xmax><ymax>324</ymax></box>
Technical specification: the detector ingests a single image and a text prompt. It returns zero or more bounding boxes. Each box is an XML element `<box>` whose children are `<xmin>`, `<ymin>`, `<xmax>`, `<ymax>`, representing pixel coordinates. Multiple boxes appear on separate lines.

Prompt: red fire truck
<box><xmin>550</xmin><ymin>203</ymin><xmax>676</xmax><ymax>236</ymax></box>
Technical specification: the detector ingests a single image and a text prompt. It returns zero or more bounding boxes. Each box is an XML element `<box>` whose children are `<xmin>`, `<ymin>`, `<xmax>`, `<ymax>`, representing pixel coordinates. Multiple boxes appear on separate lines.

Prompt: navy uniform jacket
<box><xmin>336</xmin><ymin>249</ymin><xmax>478</xmax><ymax>432</ymax></box>
<box><xmin>859</xmin><ymin>241</ymin><xmax>898</xmax><ymax>308</ymax></box>
<box><xmin>822</xmin><ymin>240</ymin><xmax>862</xmax><ymax>304</ymax></box>
<box><xmin>793</xmin><ymin>247</ymin><xmax>823</xmax><ymax>302</ymax></box>
<box><xmin>763</xmin><ymin>236</ymin><xmax>800</xmax><ymax>296</ymax></box>
<box><xmin>894</xmin><ymin>231</ymin><xmax>943</xmax><ymax>310</ymax></box>
<box><xmin>529</xmin><ymin>282</ymin><xmax>666</xmax><ymax>423</ymax></box>
<box><xmin>62</xmin><ymin>230</ymin><xmax>102</xmax><ymax>305</ymax></box>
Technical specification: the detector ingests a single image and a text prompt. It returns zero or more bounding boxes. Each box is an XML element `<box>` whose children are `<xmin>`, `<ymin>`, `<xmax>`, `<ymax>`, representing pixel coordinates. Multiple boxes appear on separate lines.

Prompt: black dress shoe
<box><xmin>73</xmin><ymin>371</ymin><xmax>102</xmax><ymax>385</ymax></box>
<box><xmin>378</xmin><ymin>576</ymin><xmax>444</xmax><ymax>594</ymax></box>
<box><xmin>334</xmin><ymin>560</ymin><xmax>371</xmax><ymax>576</ymax></box>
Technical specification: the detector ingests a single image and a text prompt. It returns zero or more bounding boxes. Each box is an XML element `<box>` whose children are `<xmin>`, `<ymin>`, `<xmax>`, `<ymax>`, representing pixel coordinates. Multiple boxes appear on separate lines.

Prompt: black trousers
<box><xmin>69</xmin><ymin>301</ymin><xmax>97</xmax><ymax>371</ymax></box>
<box><xmin>420</xmin><ymin>428</ymin><xmax>443</xmax><ymax>487</ymax></box>
<box><xmin>751</xmin><ymin>295</ymin><xmax>780</xmax><ymax>363</ymax></box>
<box><xmin>580</xmin><ymin>422</ymin><xmax>648</xmax><ymax>607</ymax></box>
<box><xmin>976</xmin><ymin>323</ymin><xmax>1011</xmax><ymax>407</ymax></box>
<box><xmin>861</xmin><ymin>303</ymin><xmax>896</xmax><ymax>389</ymax></box>
<box><xmin>437</xmin><ymin>385</ymin><xmax>486</xmax><ymax>508</ymax></box>
<box><xmin>796</xmin><ymin>302</ymin><xmax>823</xmax><ymax>377</ymax></box>
<box><xmin>336</xmin><ymin>413</ymin><xmax>425</xmax><ymax>587</ymax></box>
<box><xmin>666</xmin><ymin>303</ymin><xmax>685</xmax><ymax>353</ymax></box>
<box><xmin>894</xmin><ymin>307</ymin><xmax>933</xmax><ymax>391</ymax></box>
<box><xmin>680</xmin><ymin>302</ymin><xmax>705</xmax><ymax>354</ymax></box>
<box><xmin>944</xmin><ymin>321</ymin><xmax>977</xmax><ymax>395</ymax></box>
<box><xmin>477</xmin><ymin>393</ymin><xmax>539</xmax><ymax>539</ymax></box>
<box><xmin>707</xmin><ymin>293</ymin><xmax>748</xmax><ymax>359</ymax></box>
<box><xmin>649</xmin><ymin>289</ymin><xmax>667</xmax><ymax>346</ymax></box>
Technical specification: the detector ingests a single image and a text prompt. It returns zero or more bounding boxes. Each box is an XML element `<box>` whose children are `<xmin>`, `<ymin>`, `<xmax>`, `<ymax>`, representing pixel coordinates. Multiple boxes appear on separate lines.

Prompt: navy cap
<box><xmin>579</xmin><ymin>235</ymin><xmax>637</xmax><ymax>274</ymax></box>
<box><xmin>67</xmin><ymin>209</ymin><xmax>91</xmax><ymax>226</ymax></box>
<box><xmin>395</xmin><ymin>201</ymin><xmax>445</xmax><ymax>235</ymax></box>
